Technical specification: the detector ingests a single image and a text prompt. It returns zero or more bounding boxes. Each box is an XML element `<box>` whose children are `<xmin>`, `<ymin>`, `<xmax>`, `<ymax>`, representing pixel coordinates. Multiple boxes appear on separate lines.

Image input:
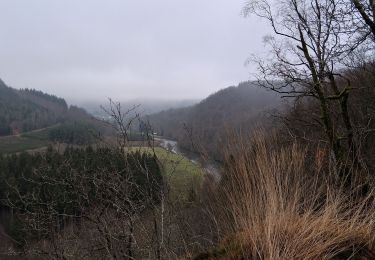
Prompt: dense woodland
<box><xmin>0</xmin><ymin>146</ymin><xmax>162</xmax><ymax>255</ymax></box>
<box><xmin>147</xmin><ymin>81</ymin><xmax>280</xmax><ymax>159</ymax></box>
<box><xmin>0</xmin><ymin>79</ymin><xmax>107</xmax><ymax>140</ymax></box>
<box><xmin>0</xmin><ymin>79</ymin><xmax>67</xmax><ymax>135</ymax></box>
<box><xmin>48</xmin><ymin>122</ymin><xmax>98</xmax><ymax>145</ymax></box>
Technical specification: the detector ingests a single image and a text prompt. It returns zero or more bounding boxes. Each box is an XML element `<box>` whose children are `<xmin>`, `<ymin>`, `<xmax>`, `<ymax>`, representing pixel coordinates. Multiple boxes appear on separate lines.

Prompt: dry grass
<box><xmin>201</xmin><ymin>131</ymin><xmax>375</xmax><ymax>259</ymax></box>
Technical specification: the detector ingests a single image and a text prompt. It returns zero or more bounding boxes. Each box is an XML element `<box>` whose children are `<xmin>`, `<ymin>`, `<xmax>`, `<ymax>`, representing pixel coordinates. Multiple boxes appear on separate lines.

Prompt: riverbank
<box><xmin>155</xmin><ymin>137</ymin><xmax>221</xmax><ymax>181</ymax></box>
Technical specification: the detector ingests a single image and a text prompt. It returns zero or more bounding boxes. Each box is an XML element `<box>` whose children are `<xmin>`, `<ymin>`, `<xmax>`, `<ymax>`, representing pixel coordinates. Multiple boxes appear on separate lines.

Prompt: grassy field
<box><xmin>0</xmin><ymin>127</ymin><xmax>54</xmax><ymax>154</ymax></box>
<box><xmin>0</xmin><ymin>130</ymin><xmax>205</xmax><ymax>202</ymax></box>
<box><xmin>130</xmin><ymin>147</ymin><xmax>205</xmax><ymax>203</ymax></box>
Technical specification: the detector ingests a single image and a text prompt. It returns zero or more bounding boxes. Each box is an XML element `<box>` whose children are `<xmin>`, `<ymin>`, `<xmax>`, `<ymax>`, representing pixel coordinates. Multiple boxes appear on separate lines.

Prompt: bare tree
<box><xmin>350</xmin><ymin>0</ymin><xmax>375</xmax><ymax>38</ymax></box>
<box><xmin>244</xmin><ymin>0</ymin><xmax>366</xmax><ymax>176</ymax></box>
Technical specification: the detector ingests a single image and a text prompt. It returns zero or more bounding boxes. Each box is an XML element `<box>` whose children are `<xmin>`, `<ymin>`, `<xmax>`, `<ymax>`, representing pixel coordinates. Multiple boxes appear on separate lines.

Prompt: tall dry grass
<box><xmin>204</xmin><ymin>131</ymin><xmax>375</xmax><ymax>259</ymax></box>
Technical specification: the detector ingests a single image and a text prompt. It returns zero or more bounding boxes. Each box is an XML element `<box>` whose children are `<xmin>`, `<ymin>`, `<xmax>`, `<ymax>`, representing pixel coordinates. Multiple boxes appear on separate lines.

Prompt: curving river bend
<box><xmin>154</xmin><ymin>137</ymin><xmax>221</xmax><ymax>181</ymax></box>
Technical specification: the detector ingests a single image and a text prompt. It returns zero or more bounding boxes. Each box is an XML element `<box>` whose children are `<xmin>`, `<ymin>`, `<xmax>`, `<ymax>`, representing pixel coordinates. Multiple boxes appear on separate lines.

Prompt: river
<box><xmin>154</xmin><ymin>137</ymin><xmax>221</xmax><ymax>181</ymax></box>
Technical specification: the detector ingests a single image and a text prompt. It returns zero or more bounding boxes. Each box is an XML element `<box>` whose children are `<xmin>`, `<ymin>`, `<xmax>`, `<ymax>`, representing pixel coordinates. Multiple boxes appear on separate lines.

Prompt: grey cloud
<box><xmin>0</xmin><ymin>0</ymin><xmax>270</xmax><ymax>104</ymax></box>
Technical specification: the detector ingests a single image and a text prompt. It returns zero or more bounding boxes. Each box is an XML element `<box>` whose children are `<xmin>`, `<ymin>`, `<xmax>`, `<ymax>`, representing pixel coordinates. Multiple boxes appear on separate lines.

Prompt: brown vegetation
<box><xmin>197</xmin><ymin>131</ymin><xmax>375</xmax><ymax>259</ymax></box>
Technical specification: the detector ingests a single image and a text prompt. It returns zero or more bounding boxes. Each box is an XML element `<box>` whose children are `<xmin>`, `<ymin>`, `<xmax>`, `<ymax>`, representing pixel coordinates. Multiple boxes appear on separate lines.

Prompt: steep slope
<box><xmin>0</xmin><ymin>79</ymin><xmax>105</xmax><ymax>137</ymax></box>
<box><xmin>0</xmin><ymin>79</ymin><xmax>68</xmax><ymax>136</ymax></box>
<box><xmin>147</xmin><ymin>81</ymin><xmax>280</xmax><ymax>159</ymax></box>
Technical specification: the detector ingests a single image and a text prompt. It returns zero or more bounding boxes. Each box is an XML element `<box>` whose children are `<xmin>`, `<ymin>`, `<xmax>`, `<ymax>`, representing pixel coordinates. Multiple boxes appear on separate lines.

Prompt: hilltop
<box><xmin>147</xmin><ymin>81</ymin><xmax>280</xmax><ymax>159</ymax></box>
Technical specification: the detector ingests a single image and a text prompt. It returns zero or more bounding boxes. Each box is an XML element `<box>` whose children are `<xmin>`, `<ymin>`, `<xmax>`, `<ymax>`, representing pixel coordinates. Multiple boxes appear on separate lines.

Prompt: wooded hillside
<box><xmin>0</xmin><ymin>79</ymin><xmax>107</xmax><ymax>140</ymax></box>
<box><xmin>147</xmin><ymin>81</ymin><xmax>280</xmax><ymax>159</ymax></box>
<box><xmin>0</xmin><ymin>79</ymin><xmax>68</xmax><ymax>135</ymax></box>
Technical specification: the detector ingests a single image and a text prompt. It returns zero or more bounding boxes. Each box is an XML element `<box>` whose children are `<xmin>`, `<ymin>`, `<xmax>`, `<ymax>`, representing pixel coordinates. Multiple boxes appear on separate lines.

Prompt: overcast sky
<box><xmin>0</xmin><ymin>0</ymin><xmax>269</xmax><ymax>103</ymax></box>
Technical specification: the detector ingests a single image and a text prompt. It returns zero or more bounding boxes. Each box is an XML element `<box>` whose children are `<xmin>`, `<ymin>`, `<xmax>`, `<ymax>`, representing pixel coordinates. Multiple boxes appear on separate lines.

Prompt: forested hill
<box><xmin>0</xmin><ymin>78</ymin><xmax>95</xmax><ymax>136</ymax></box>
<box><xmin>147</xmin><ymin>81</ymin><xmax>280</xmax><ymax>159</ymax></box>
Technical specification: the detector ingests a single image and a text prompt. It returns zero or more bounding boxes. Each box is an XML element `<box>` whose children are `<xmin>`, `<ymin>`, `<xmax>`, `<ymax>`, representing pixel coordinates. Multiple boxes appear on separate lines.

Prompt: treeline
<box><xmin>147</xmin><ymin>81</ymin><xmax>279</xmax><ymax>159</ymax></box>
<box><xmin>0</xmin><ymin>79</ymin><xmax>65</xmax><ymax>135</ymax></box>
<box><xmin>0</xmin><ymin>79</ymin><xmax>108</xmax><ymax>138</ymax></box>
<box><xmin>0</xmin><ymin>146</ymin><xmax>162</xmax><ymax>247</ymax></box>
<box><xmin>19</xmin><ymin>88</ymin><xmax>67</xmax><ymax>109</ymax></box>
<box><xmin>64</xmin><ymin>105</ymin><xmax>114</xmax><ymax>142</ymax></box>
<box><xmin>48</xmin><ymin>122</ymin><xmax>97</xmax><ymax>145</ymax></box>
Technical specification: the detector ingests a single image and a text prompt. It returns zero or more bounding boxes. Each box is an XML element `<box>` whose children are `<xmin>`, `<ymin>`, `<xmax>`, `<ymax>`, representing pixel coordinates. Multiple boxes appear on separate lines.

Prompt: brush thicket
<box><xmin>204</xmin><ymin>131</ymin><xmax>375</xmax><ymax>259</ymax></box>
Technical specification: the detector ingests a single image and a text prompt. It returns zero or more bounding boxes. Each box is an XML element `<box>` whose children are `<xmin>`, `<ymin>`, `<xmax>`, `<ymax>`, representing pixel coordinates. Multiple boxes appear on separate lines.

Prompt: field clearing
<box><xmin>0</xmin><ymin>127</ymin><xmax>55</xmax><ymax>154</ymax></box>
<box><xmin>130</xmin><ymin>147</ymin><xmax>205</xmax><ymax>202</ymax></box>
<box><xmin>0</xmin><ymin>129</ymin><xmax>205</xmax><ymax>203</ymax></box>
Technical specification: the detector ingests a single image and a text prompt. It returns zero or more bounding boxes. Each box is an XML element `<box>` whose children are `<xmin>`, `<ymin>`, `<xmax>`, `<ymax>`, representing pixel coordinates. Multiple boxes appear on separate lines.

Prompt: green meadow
<box><xmin>130</xmin><ymin>147</ymin><xmax>205</xmax><ymax>203</ymax></box>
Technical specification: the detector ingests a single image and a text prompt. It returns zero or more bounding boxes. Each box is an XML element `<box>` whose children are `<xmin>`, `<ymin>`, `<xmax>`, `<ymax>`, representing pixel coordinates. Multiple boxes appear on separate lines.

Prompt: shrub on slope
<box><xmin>197</xmin><ymin>132</ymin><xmax>375</xmax><ymax>259</ymax></box>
